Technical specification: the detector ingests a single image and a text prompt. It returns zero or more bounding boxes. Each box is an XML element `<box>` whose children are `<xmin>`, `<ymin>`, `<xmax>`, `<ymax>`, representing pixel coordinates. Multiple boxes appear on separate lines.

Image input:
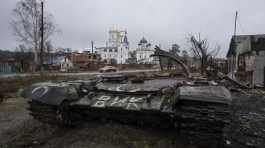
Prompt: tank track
<box><xmin>28</xmin><ymin>100</ymin><xmax>230</xmax><ymax>146</ymax></box>
<box><xmin>28</xmin><ymin>101</ymin><xmax>230</xmax><ymax>148</ymax></box>
<box><xmin>28</xmin><ymin>101</ymin><xmax>59</xmax><ymax>125</ymax></box>
<box><xmin>174</xmin><ymin>101</ymin><xmax>231</xmax><ymax>133</ymax></box>
<box><xmin>28</xmin><ymin>100</ymin><xmax>82</xmax><ymax>127</ymax></box>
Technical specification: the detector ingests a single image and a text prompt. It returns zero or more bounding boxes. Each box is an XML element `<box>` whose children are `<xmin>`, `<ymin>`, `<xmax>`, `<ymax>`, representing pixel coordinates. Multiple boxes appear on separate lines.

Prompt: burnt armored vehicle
<box><xmin>21</xmin><ymin>48</ymin><xmax>233</xmax><ymax>146</ymax></box>
<box><xmin>23</xmin><ymin>76</ymin><xmax>232</xmax><ymax>130</ymax></box>
<box><xmin>22</xmin><ymin>76</ymin><xmax>232</xmax><ymax>146</ymax></box>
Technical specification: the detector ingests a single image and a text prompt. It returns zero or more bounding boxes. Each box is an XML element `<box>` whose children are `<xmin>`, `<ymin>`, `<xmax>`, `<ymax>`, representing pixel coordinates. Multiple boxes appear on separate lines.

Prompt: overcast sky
<box><xmin>1</xmin><ymin>0</ymin><xmax>265</xmax><ymax>57</ymax></box>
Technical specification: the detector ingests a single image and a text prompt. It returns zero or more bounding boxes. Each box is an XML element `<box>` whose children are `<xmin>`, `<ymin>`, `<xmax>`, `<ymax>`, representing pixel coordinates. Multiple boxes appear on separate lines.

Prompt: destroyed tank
<box><xmin>22</xmin><ymin>74</ymin><xmax>232</xmax><ymax>143</ymax></box>
<box><xmin>21</xmin><ymin>48</ymin><xmax>234</xmax><ymax>146</ymax></box>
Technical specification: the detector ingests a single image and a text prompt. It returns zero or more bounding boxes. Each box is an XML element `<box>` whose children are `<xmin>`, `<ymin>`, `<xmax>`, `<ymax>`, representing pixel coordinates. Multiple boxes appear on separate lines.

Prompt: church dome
<box><xmin>139</xmin><ymin>37</ymin><xmax>148</xmax><ymax>44</ymax></box>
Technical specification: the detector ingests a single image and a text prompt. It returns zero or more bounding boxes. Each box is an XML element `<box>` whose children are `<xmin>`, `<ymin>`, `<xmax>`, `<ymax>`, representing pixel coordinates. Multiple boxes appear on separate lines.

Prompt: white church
<box><xmin>136</xmin><ymin>37</ymin><xmax>155</xmax><ymax>64</ymax></box>
<box><xmin>96</xmin><ymin>27</ymin><xmax>129</xmax><ymax>64</ymax></box>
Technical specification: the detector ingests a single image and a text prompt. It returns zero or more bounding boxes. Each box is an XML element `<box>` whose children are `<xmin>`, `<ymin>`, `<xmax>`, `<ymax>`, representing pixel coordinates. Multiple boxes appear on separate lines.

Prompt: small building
<box><xmin>69</xmin><ymin>52</ymin><xmax>101</xmax><ymax>70</ymax></box>
<box><xmin>0</xmin><ymin>59</ymin><xmax>17</xmax><ymax>74</ymax></box>
<box><xmin>0</xmin><ymin>50</ymin><xmax>34</xmax><ymax>73</ymax></box>
<box><xmin>136</xmin><ymin>37</ymin><xmax>155</xmax><ymax>64</ymax></box>
<box><xmin>84</xmin><ymin>47</ymin><xmax>98</xmax><ymax>54</ymax></box>
<box><xmin>227</xmin><ymin>34</ymin><xmax>265</xmax><ymax>86</ymax></box>
<box><xmin>48</xmin><ymin>55</ymin><xmax>73</xmax><ymax>72</ymax></box>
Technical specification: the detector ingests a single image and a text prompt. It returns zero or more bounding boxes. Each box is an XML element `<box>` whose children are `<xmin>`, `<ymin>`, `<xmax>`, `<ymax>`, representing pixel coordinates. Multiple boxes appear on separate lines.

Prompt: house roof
<box><xmin>226</xmin><ymin>34</ymin><xmax>265</xmax><ymax>57</ymax></box>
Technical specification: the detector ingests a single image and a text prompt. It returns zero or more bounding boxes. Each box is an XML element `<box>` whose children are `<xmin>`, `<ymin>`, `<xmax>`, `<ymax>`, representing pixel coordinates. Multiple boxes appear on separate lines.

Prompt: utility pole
<box><xmin>91</xmin><ymin>41</ymin><xmax>94</xmax><ymax>53</ymax></box>
<box><xmin>232</xmin><ymin>11</ymin><xmax>238</xmax><ymax>79</ymax></box>
<box><xmin>234</xmin><ymin>11</ymin><xmax>238</xmax><ymax>37</ymax></box>
<box><xmin>40</xmin><ymin>0</ymin><xmax>44</xmax><ymax>73</ymax></box>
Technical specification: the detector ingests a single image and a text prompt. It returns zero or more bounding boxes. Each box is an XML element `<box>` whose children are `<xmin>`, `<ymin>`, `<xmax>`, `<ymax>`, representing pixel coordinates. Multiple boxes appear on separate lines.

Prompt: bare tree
<box><xmin>181</xmin><ymin>50</ymin><xmax>189</xmax><ymax>64</ymax></box>
<box><xmin>189</xmin><ymin>33</ymin><xmax>220</xmax><ymax>75</ymax></box>
<box><xmin>169</xmin><ymin>44</ymin><xmax>180</xmax><ymax>56</ymax></box>
<box><xmin>14</xmin><ymin>44</ymin><xmax>34</xmax><ymax>72</ymax></box>
<box><xmin>45</xmin><ymin>40</ymin><xmax>53</xmax><ymax>53</ymax></box>
<box><xmin>11</xmin><ymin>0</ymin><xmax>57</xmax><ymax>71</ymax></box>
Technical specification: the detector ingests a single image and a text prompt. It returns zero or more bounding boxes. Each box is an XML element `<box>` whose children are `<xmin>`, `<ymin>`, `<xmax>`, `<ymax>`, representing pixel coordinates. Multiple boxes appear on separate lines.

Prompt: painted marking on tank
<box><xmin>129</xmin><ymin>88</ymin><xmax>141</xmax><ymax>92</ymax></box>
<box><xmin>92</xmin><ymin>95</ymin><xmax>146</xmax><ymax>109</ymax></box>
<box><xmin>126</xmin><ymin>97</ymin><xmax>144</xmax><ymax>110</ymax></box>
<box><xmin>93</xmin><ymin>101</ymin><xmax>105</xmax><ymax>108</ymax></box>
<box><xmin>126</xmin><ymin>103</ymin><xmax>139</xmax><ymax>110</ymax></box>
<box><xmin>116</xmin><ymin>85</ymin><xmax>126</xmax><ymax>91</ymax></box>
<box><xmin>92</xmin><ymin>95</ymin><xmax>111</xmax><ymax>108</ymax></box>
<box><xmin>110</xmin><ymin>96</ymin><xmax>129</xmax><ymax>106</ymax></box>
<box><xmin>129</xmin><ymin>97</ymin><xmax>144</xmax><ymax>103</ymax></box>
<box><xmin>97</xmin><ymin>95</ymin><xmax>111</xmax><ymax>101</ymax></box>
<box><xmin>31</xmin><ymin>86</ymin><xmax>49</xmax><ymax>97</ymax></box>
<box><xmin>115</xmin><ymin>85</ymin><xmax>141</xmax><ymax>92</ymax></box>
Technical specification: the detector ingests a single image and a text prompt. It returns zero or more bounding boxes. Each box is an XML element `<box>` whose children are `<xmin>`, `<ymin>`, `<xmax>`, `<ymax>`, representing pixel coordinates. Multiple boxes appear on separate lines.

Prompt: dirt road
<box><xmin>0</xmin><ymin>69</ymin><xmax>159</xmax><ymax>78</ymax></box>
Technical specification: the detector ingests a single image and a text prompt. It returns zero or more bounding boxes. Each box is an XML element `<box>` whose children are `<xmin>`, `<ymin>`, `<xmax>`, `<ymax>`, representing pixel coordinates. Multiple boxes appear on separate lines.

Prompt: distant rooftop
<box><xmin>227</xmin><ymin>34</ymin><xmax>265</xmax><ymax>57</ymax></box>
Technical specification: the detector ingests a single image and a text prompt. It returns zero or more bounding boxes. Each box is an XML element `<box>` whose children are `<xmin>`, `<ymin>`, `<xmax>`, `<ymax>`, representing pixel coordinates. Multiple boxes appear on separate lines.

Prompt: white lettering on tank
<box><xmin>93</xmin><ymin>101</ymin><xmax>105</xmax><ymax>108</ymax></box>
<box><xmin>129</xmin><ymin>97</ymin><xmax>144</xmax><ymax>103</ymax></box>
<box><xmin>116</xmin><ymin>86</ymin><xmax>122</xmax><ymax>91</ymax></box>
<box><xmin>126</xmin><ymin>103</ymin><xmax>138</xmax><ymax>110</ymax></box>
<box><xmin>129</xmin><ymin>88</ymin><xmax>141</xmax><ymax>92</ymax></box>
<box><xmin>110</xmin><ymin>96</ymin><xmax>129</xmax><ymax>106</ymax></box>
<box><xmin>126</xmin><ymin>97</ymin><xmax>145</xmax><ymax>110</ymax></box>
<box><xmin>116</xmin><ymin>84</ymin><xmax>126</xmax><ymax>91</ymax></box>
<box><xmin>97</xmin><ymin>95</ymin><xmax>111</xmax><ymax>101</ymax></box>
<box><xmin>31</xmin><ymin>86</ymin><xmax>49</xmax><ymax>97</ymax></box>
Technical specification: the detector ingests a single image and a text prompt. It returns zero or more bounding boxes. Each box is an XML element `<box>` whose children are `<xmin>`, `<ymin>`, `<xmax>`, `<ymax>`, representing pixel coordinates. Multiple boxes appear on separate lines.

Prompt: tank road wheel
<box><xmin>56</xmin><ymin>101</ymin><xmax>74</xmax><ymax>127</ymax></box>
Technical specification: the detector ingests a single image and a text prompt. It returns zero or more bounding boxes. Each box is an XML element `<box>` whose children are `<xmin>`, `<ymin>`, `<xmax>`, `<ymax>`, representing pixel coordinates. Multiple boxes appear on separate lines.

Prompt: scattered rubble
<box><xmin>227</xmin><ymin>94</ymin><xmax>265</xmax><ymax>148</ymax></box>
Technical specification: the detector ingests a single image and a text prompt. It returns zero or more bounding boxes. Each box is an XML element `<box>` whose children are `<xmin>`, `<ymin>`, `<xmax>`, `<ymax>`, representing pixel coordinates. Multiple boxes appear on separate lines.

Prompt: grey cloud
<box><xmin>1</xmin><ymin>0</ymin><xmax>265</xmax><ymax>57</ymax></box>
